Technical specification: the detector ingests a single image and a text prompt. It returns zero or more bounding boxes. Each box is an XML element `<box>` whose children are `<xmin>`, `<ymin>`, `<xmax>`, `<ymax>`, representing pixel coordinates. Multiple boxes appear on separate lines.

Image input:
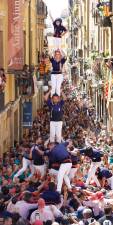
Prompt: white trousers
<box><xmin>54</xmin><ymin>37</ymin><xmax>62</xmax><ymax>49</ymax></box>
<box><xmin>50</xmin><ymin>121</ymin><xmax>63</xmax><ymax>143</ymax></box>
<box><xmin>51</xmin><ymin>74</ymin><xmax>63</xmax><ymax>96</ymax></box>
<box><xmin>86</xmin><ymin>161</ymin><xmax>101</xmax><ymax>187</ymax></box>
<box><xmin>69</xmin><ymin>168</ymin><xmax>78</xmax><ymax>180</ymax></box>
<box><xmin>14</xmin><ymin>157</ymin><xmax>34</xmax><ymax>179</ymax></box>
<box><xmin>34</xmin><ymin>164</ymin><xmax>46</xmax><ymax>177</ymax></box>
<box><xmin>57</xmin><ymin>163</ymin><xmax>72</xmax><ymax>193</ymax></box>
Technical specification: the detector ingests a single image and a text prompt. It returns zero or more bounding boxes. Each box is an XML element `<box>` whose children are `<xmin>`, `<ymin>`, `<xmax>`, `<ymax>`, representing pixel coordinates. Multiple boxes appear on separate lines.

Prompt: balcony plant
<box><xmin>96</xmin><ymin>2</ymin><xmax>104</xmax><ymax>17</ymax></box>
<box><xmin>91</xmin><ymin>50</ymin><xmax>99</xmax><ymax>60</ymax></box>
<box><xmin>84</xmin><ymin>59</ymin><xmax>91</xmax><ymax>70</ymax></box>
<box><xmin>97</xmin><ymin>1</ymin><xmax>111</xmax><ymax>16</ymax></box>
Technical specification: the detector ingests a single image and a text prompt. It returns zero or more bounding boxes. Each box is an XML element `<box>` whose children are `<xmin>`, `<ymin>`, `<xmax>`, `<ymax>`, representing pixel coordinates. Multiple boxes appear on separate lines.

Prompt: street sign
<box><xmin>23</xmin><ymin>102</ymin><xmax>32</xmax><ymax>127</ymax></box>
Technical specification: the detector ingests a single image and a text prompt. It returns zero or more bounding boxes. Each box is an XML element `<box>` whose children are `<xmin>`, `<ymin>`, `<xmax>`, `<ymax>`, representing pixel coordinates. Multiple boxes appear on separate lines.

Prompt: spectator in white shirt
<box><xmin>14</xmin><ymin>192</ymin><xmax>37</xmax><ymax>220</ymax></box>
<box><xmin>7</xmin><ymin>196</ymin><xmax>18</xmax><ymax>213</ymax></box>
<box><xmin>79</xmin><ymin>208</ymin><xmax>96</xmax><ymax>225</ymax></box>
<box><xmin>30</xmin><ymin>198</ymin><xmax>63</xmax><ymax>224</ymax></box>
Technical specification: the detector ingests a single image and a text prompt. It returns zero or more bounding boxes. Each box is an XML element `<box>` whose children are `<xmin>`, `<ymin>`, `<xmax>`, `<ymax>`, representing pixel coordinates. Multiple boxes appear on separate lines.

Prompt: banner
<box><xmin>23</xmin><ymin>102</ymin><xmax>32</xmax><ymax>127</ymax></box>
<box><xmin>8</xmin><ymin>0</ymin><xmax>24</xmax><ymax>70</ymax></box>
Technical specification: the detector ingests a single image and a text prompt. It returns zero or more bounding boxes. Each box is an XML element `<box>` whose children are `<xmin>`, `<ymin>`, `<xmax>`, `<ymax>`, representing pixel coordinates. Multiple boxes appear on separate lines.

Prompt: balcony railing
<box><xmin>100</xmin><ymin>16</ymin><xmax>112</xmax><ymax>27</ymax></box>
<box><xmin>15</xmin><ymin>71</ymin><xmax>34</xmax><ymax>96</ymax></box>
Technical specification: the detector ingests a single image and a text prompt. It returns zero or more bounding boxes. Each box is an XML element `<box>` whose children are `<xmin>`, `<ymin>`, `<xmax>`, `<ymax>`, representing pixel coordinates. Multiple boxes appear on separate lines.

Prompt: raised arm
<box><xmin>36</xmin><ymin>147</ymin><xmax>44</xmax><ymax>156</ymax></box>
<box><xmin>49</xmin><ymin>11</ymin><xmax>54</xmax><ymax>23</ymax></box>
<box><xmin>44</xmin><ymin>89</ymin><xmax>51</xmax><ymax>101</ymax></box>
<box><xmin>60</xmin><ymin>50</ymin><xmax>67</xmax><ymax>59</ymax></box>
<box><xmin>49</xmin><ymin>50</ymin><xmax>54</xmax><ymax>59</ymax></box>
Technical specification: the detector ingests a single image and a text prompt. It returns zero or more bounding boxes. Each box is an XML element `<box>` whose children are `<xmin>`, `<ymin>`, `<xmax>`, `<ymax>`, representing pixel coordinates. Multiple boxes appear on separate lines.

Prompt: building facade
<box><xmin>0</xmin><ymin>0</ymin><xmax>47</xmax><ymax>155</ymax></box>
<box><xmin>68</xmin><ymin>0</ymin><xmax>113</xmax><ymax>132</ymax></box>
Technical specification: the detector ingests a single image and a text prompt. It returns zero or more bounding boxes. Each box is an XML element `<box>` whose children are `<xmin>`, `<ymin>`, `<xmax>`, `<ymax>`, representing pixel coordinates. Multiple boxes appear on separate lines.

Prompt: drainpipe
<box><xmin>29</xmin><ymin>0</ymin><xmax>31</xmax><ymax>67</ymax></box>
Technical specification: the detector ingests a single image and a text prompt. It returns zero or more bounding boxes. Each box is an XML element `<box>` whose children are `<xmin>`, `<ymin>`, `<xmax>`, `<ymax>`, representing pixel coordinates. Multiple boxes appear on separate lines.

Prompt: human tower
<box><xmin>44</xmin><ymin>15</ymin><xmax>67</xmax><ymax>143</ymax></box>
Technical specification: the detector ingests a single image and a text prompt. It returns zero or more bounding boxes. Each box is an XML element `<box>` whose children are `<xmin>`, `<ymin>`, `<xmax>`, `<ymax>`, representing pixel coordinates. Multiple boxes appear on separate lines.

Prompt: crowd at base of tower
<box><xmin>0</xmin><ymin>80</ymin><xmax>113</xmax><ymax>225</ymax></box>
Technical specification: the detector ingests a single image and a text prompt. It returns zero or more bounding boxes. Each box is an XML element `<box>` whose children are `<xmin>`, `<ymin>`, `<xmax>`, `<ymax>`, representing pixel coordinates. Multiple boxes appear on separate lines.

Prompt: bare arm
<box><xmin>60</xmin><ymin>50</ymin><xmax>66</xmax><ymax>58</ymax></box>
<box><xmin>44</xmin><ymin>89</ymin><xmax>51</xmax><ymax>101</ymax></box>
<box><xmin>68</xmin><ymin>149</ymin><xmax>78</xmax><ymax>156</ymax></box>
<box><xmin>29</xmin><ymin>147</ymin><xmax>44</xmax><ymax>160</ymax></box>
<box><xmin>49</xmin><ymin>50</ymin><xmax>54</xmax><ymax>59</ymax></box>
<box><xmin>61</xmin><ymin>30</ymin><xmax>67</xmax><ymax>37</ymax></box>
<box><xmin>36</xmin><ymin>146</ymin><xmax>44</xmax><ymax>156</ymax></box>
<box><xmin>29</xmin><ymin>150</ymin><xmax>32</xmax><ymax>160</ymax></box>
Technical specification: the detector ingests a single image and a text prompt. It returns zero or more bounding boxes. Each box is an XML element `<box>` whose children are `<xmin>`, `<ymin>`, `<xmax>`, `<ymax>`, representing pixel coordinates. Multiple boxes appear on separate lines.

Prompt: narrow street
<box><xmin>0</xmin><ymin>0</ymin><xmax>113</xmax><ymax>225</ymax></box>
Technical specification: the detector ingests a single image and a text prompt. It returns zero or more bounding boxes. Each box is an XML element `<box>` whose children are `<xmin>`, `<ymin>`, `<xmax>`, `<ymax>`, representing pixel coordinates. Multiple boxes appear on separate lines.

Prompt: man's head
<box><xmin>35</xmin><ymin>136</ymin><xmax>43</xmax><ymax>145</ymax></box>
<box><xmin>54</xmin><ymin>50</ymin><xmax>62</xmax><ymax>61</ymax></box>
<box><xmin>33</xmin><ymin>121</ymin><xmax>37</xmax><ymax>128</ymax></box>
<box><xmin>47</xmin><ymin>142</ymin><xmax>56</xmax><ymax>150</ymax></box>
<box><xmin>83</xmin><ymin>208</ymin><xmax>93</xmax><ymax>219</ymax></box>
<box><xmin>38</xmin><ymin>198</ymin><xmax>45</xmax><ymax>209</ymax></box>
<box><xmin>104</xmin><ymin>205</ymin><xmax>112</xmax><ymax>215</ymax></box>
<box><xmin>52</xmin><ymin>94</ymin><xmax>60</xmax><ymax>103</ymax></box>
<box><xmin>23</xmin><ymin>191</ymin><xmax>32</xmax><ymax>202</ymax></box>
<box><xmin>67</xmin><ymin>139</ymin><xmax>73</xmax><ymax>149</ymax></box>
<box><xmin>85</xmin><ymin>147</ymin><xmax>93</xmax><ymax>157</ymax></box>
<box><xmin>3</xmin><ymin>217</ymin><xmax>12</xmax><ymax>225</ymax></box>
<box><xmin>1</xmin><ymin>186</ymin><xmax>9</xmax><ymax>195</ymax></box>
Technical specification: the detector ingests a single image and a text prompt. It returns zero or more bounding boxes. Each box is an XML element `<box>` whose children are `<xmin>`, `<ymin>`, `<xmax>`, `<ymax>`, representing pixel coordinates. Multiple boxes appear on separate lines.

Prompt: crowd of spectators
<box><xmin>0</xmin><ymin>80</ymin><xmax>113</xmax><ymax>225</ymax></box>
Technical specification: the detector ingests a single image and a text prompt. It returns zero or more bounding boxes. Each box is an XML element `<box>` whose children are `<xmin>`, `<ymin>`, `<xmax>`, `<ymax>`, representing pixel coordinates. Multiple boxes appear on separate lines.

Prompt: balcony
<box><xmin>18</xmin><ymin>77</ymin><xmax>34</xmax><ymax>96</ymax></box>
<box><xmin>15</xmin><ymin>71</ymin><xmax>34</xmax><ymax>97</ymax></box>
<box><xmin>96</xmin><ymin>1</ymin><xmax>112</xmax><ymax>27</ymax></box>
<box><xmin>44</xmin><ymin>39</ymin><xmax>48</xmax><ymax>48</ymax></box>
<box><xmin>37</xmin><ymin>1</ymin><xmax>47</xmax><ymax>17</ymax></box>
<box><xmin>104</xmin><ymin>58</ymin><xmax>113</xmax><ymax>72</ymax></box>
